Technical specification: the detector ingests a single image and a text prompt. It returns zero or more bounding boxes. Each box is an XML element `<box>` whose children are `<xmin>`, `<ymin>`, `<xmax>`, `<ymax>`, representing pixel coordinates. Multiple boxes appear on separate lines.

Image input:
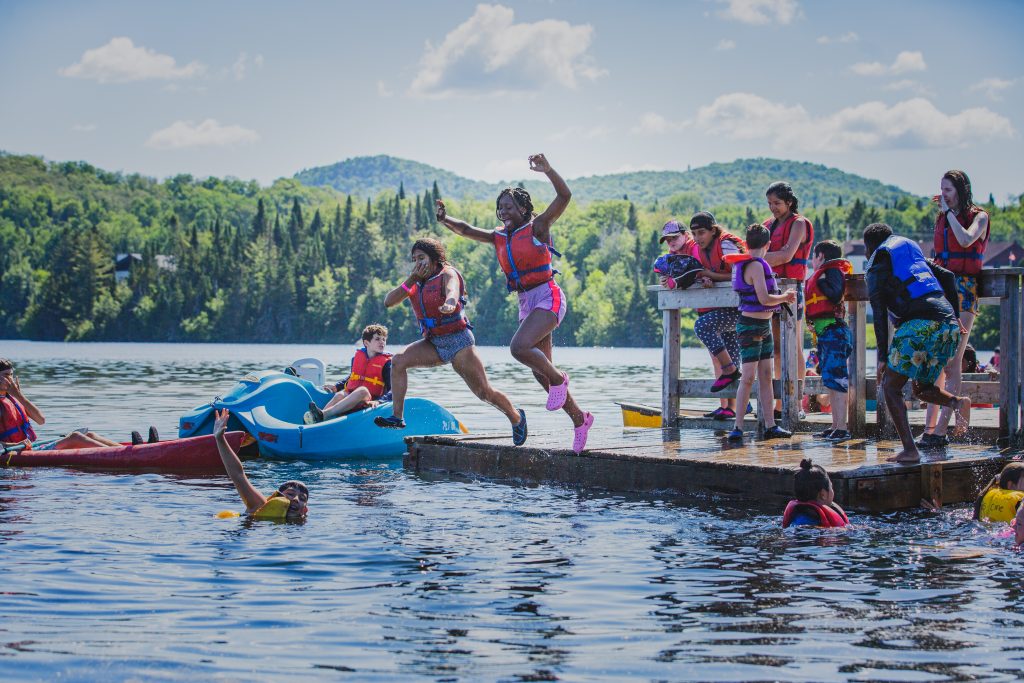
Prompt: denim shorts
<box><xmin>429</xmin><ymin>328</ymin><xmax>475</xmax><ymax>364</ymax></box>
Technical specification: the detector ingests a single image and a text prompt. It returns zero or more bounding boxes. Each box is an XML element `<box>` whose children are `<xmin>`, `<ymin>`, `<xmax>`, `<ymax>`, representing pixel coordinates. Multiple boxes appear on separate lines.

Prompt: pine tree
<box><xmin>399</xmin><ymin>181</ymin><xmax>405</xmax><ymax>200</ymax></box>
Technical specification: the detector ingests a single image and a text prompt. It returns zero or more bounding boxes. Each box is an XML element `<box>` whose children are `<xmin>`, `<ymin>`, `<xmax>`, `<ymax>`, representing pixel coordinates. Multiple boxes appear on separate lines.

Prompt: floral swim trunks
<box><xmin>954</xmin><ymin>274</ymin><xmax>979</xmax><ymax>314</ymax></box>
<box><xmin>887</xmin><ymin>318</ymin><xmax>960</xmax><ymax>385</ymax></box>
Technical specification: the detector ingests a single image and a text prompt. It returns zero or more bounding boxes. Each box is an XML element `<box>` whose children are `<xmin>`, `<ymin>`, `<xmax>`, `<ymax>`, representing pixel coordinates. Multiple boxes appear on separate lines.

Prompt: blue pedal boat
<box><xmin>178</xmin><ymin>369</ymin><xmax>465</xmax><ymax>459</ymax></box>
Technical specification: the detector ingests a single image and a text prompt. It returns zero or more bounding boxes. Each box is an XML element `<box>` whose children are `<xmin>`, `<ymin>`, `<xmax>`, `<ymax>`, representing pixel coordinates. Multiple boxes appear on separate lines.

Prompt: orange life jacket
<box><xmin>805</xmin><ymin>259</ymin><xmax>853</xmax><ymax>320</ymax></box>
<box><xmin>695</xmin><ymin>232</ymin><xmax>746</xmax><ymax>314</ymax></box>
<box><xmin>0</xmin><ymin>394</ymin><xmax>37</xmax><ymax>444</ymax></box>
<box><xmin>782</xmin><ymin>499</ymin><xmax>849</xmax><ymax>528</ymax></box>
<box><xmin>494</xmin><ymin>221</ymin><xmax>560</xmax><ymax>292</ymax></box>
<box><xmin>345</xmin><ymin>348</ymin><xmax>392</xmax><ymax>400</ymax></box>
<box><xmin>409</xmin><ymin>265</ymin><xmax>471</xmax><ymax>338</ymax></box>
<box><xmin>933</xmin><ymin>206</ymin><xmax>987</xmax><ymax>276</ymax></box>
<box><xmin>762</xmin><ymin>213</ymin><xmax>814</xmax><ymax>280</ymax></box>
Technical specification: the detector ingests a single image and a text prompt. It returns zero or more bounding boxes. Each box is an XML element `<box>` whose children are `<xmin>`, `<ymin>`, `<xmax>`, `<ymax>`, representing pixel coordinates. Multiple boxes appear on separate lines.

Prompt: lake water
<box><xmin>1</xmin><ymin>340</ymin><xmax>1021</xmax><ymax>682</ymax></box>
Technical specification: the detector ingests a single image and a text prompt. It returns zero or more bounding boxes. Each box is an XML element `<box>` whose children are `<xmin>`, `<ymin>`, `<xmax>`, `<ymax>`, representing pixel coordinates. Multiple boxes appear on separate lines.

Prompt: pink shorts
<box><xmin>518</xmin><ymin>280</ymin><xmax>567</xmax><ymax>326</ymax></box>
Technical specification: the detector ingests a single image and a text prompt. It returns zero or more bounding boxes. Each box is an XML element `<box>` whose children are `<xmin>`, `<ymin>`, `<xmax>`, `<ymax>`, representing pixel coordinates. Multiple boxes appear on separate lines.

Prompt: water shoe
<box><xmin>763</xmin><ymin>425</ymin><xmax>793</xmax><ymax>439</ymax></box>
<box><xmin>130</xmin><ymin>430</ymin><xmax>144</xmax><ymax>446</ymax></box>
<box><xmin>572</xmin><ymin>412</ymin><xmax>594</xmax><ymax>454</ymax></box>
<box><xmin>147</xmin><ymin>426</ymin><xmax>160</xmax><ymax>443</ymax></box>
<box><xmin>813</xmin><ymin>428</ymin><xmax>835</xmax><ymax>439</ymax></box>
<box><xmin>710</xmin><ymin>370</ymin><xmax>741</xmax><ymax>393</ymax></box>
<box><xmin>546</xmin><ymin>372</ymin><xmax>569</xmax><ymax>411</ymax></box>
<box><xmin>374</xmin><ymin>415</ymin><xmax>406</xmax><ymax>429</ymax></box>
<box><xmin>827</xmin><ymin>429</ymin><xmax>852</xmax><ymax>443</ymax></box>
<box><xmin>704</xmin><ymin>407</ymin><xmax>736</xmax><ymax>420</ymax></box>
<box><xmin>307</xmin><ymin>401</ymin><xmax>324</xmax><ymax>424</ymax></box>
<box><xmin>727</xmin><ymin>429</ymin><xmax>744</xmax><ymax>441</ymax></box>
<box><xmin>512</xmin><ymin>409</ymin><xmax>528</xmax><ymax>446</ymax></box>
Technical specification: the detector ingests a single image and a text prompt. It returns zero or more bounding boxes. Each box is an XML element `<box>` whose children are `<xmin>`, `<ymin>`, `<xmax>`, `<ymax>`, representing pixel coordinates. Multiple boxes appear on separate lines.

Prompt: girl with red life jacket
<box><xmin>373</xmin><ymin>238</ymin><xmax>527</xmax><ymax>446</ymax></box>
<box><xmin>304</xmin><ymin>324</ymin><xmax>393</xmax><ymax>424</ymax></box>
<box><xmin>0</xmin><ymin>358</ymin><xmax>134</xmax><ymax>451</ymax></box>
<box><xmin>435</xmin><ymin>154</ymin><xmax>594</xmax><ymax>454</ymax></box>
<box><xmin>782</xmin><ymin>458</ymin><xmax>849</xmax><ymax>528</ymax></box>
<box><xmin>763</xmin><ymin>181</ymin><xmax>813</xmax><ymax>418</ymax></box>
<box><xmin>920</xmin><ymin>170</ymin><xmax>991</xmax><ymax>448</ymax></box>
<box><xmin>689</xmin><ymin>212</ymin><xmax>747</xmax><ymax>418</ymax></box>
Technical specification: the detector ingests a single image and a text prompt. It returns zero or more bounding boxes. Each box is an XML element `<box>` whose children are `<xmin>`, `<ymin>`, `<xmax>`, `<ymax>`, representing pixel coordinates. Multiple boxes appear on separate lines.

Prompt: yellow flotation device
<box><xmin>215</xmin><ymin>510</ymin><xmax>241</xmax><ymax>519</ymax></box>
<box><xmin>251</xmin><ymin>492</ymin><xmax>293</xmax><ymax>520</ymax></box>
<box><xmin>979</xmin><ymin>488</ymin><xmax>1024</xmax><ymax>522</ymax></box>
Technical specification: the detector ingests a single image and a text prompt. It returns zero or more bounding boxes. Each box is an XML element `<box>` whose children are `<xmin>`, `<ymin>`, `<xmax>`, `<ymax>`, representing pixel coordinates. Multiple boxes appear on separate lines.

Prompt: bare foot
<box><xmin>888</xmin><ymin>448</ymin><xmax>921</xmax><ymax>464</ymax></box>
<box><xmin>951</xmin><ymin>396</ymin><xmax>970</xmax><ymax>437</ymax></box>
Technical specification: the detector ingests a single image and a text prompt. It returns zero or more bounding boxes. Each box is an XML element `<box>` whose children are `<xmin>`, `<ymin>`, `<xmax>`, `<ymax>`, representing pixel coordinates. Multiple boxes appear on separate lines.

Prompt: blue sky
<box><xmin>1</xmin><ymin>0</ymin><xmax>1022</xmax><ymax>200</ymax></box>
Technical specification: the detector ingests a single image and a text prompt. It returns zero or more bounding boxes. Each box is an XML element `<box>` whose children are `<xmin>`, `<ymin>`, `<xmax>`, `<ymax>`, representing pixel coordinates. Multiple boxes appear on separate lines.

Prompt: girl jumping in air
<box><xmin>435</xmin><ymin>154</ymin><xmax>594</xmax><ymax>453</ymax></box>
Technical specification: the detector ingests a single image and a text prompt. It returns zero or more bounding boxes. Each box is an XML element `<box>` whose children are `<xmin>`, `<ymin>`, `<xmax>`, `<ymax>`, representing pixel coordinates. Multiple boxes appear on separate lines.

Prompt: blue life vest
<box><xmin>873</xmin><ymin>236</ymin><xmax>942</xmax><ymax>301</ymax></box>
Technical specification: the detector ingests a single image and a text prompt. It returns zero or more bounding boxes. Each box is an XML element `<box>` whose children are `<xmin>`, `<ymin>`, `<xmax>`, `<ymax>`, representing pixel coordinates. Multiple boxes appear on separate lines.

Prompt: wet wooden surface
<box><xmin>406</xmin><ymin>424</ymin><xmax>1016</xmax><ymax>512</ymax></box>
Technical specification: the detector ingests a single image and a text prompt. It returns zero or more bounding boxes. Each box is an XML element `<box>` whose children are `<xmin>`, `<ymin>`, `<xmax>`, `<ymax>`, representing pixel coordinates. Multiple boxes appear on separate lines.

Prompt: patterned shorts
<box><xmin>887</xmin><ymin>319</ymin><xmax>960</xmax><ymax>385</ymax></box>
<box><xmin>954</xmin><ymin>274</ymin><xmax>979</xmax><ymax>314</ymax></box>
<box><xmin>736</xmin><ymin>315</ymin><xmax>774</xmax><ymax>364</ymax></box>
<box><xmin>429</xmin><ymin>328</ymin><xmax>475</xmax><ymax>364</ymax></box>
<box><xmin>817</xmin><ymin>321</ymin><xmax>853</xmax><ymax>393</ymax></box>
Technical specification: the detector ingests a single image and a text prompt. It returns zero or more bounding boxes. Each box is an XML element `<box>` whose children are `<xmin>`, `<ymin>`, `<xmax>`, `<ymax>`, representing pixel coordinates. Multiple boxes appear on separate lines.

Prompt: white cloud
<box><xmin>59</xmin><ymin>37</ymin><xmax>205</xmax><ymax>83</ymax></box>
<box><xmin>717</xmin><ymin>0</ymin><xmax>799</xmax><ymax>25</ymax></box>
<box><xmin>630</xmin><ymin>112</ymin><xmax>690</xmax><ymax>135</ymax></box>
<box><xmin>145</xmin><ymin>119</ymin><xmax>259</xmax><ymax>150</ymax></box>
<box><xmin>694</xmin><ymin>92</ymin><xmax>1014</xmax><ymax>152</ymax></box>
<box><xmin>229</xmin><ymin>52</ymin><xmax>263</xmax><ymax>80</ymax></box>
<box><xmin>716</xmin><ymin>39</ymin><xmax>736</xmax><ymax>51</ymax></box>
<box><xmin>851</xmin><ymin>50</ymin><xmax>926</xmax><ymax>76</ymax></box>
<box><xmin>970</xmin><ymin>76</ymin><xmax>1014</xmax><ymax>101</ymax></box>
<box><xmin>377</xmin><ymin>80</ymin><xmax>394</xmax><ymax>97</ymax></box>
<box><xmin>72</xmin><ymin>123</ymin><xmax>97</xmax><ymax>132</ymax></box>
<box><xmin>480</xmin><ymin>158</ymin><xmax>535</xmax><ymax>183</ymax></box>
<box><xmin>546</xmin><ymin>124</ymin><xmax>612</xmax><ymax>142</ymax></box>
<box><xmin>883</xmin><ymin>79</ymin><xmax>935</xmax><ymax>97</ymax></box>
<box><xmin>817</xmin><ymin>31</ymin><xmax>858</xmax><ymax>45</ymax></box>
<box><xmin>409</xmin><ymin>4</ymin><xmax>606</xmax><ymax>98</ymax></box>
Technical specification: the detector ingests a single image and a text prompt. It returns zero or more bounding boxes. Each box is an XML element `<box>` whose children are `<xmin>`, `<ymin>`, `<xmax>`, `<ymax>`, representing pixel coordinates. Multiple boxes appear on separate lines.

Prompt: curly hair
<box><xmin>361</xmin><ymin>324</ymin><xmax>388</xmax><ymax>343</ymax></box>
<box><xmin>411</xmin><ymin>237</ymin><xmax>448</xmax><ymax>266</ymax></box>
<box><xmin>495</xmin><ymin>186</ymin><xmax>534</xmax><ymax>224</ymax></box>
<box><xmin>941</xmin><ymin>169</ymin><xmax>975</xmax><ymax>218</ymax></box>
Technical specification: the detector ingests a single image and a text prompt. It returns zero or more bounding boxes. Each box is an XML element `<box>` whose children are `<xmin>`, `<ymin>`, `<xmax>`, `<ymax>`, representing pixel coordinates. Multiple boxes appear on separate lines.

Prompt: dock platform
<box><xmin>406</xmin><ymin>426</ymin><xmax>1018</xmax><ymax>512</ymax></box>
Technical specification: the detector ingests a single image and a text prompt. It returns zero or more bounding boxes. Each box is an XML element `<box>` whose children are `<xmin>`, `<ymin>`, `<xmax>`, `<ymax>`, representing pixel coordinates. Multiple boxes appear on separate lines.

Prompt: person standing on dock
<box><xmin>435</xmin><ymin>154</ymin><xmax>594</xmax><ymax>454</ymax></box>
<box><xmin>373</xmin><ymin>238</ymin><xmax>528</xmax><ymax>446</ymax></box>
<box><xmin>727</xmin><ymin>224</ymin><xmax>798</xmax><ymax>441</ymax></box>
<box><xmin>919</xmin><ymin>170</ymin><xmax>990</xmax><ymax>447</ymax></box>
<box><xmin>762</xmin><ymin>182</ymin><xmax>813</xmax><ymax>419</ymax></box>
<box><xmin>688</xmin><ymin>212</ymin><xmax>747</xmax><ymax>420</ymax></box>
<box><xmin>863</xmin><ymin>223</ymin><xmax>970</xmax><ymax>464</ymax></box>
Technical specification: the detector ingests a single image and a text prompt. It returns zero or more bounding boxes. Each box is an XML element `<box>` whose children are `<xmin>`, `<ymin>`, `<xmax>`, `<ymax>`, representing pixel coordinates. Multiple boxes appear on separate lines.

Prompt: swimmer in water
<box><xmin>213</xmin><ymin>408</ymin><xmax>308</xmax><ymax>519</ymax></box>
<box><xmin>781</xmin><ymin>458</ymin><xmax>849</xmax><ymax>528</ymax></box>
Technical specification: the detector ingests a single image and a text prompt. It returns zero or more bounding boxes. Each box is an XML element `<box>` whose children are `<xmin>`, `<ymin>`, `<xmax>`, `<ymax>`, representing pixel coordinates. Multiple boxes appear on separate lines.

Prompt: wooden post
<box><xmin>848</xmin><ymin>300</ymin><xmax>867</xmax><ymax>436</ymax></box>
<box><xmin>999</xmin><ymin>273</ymin><xmax>1022</xmax><ymax>447</ymax></box>
<box><xmin>662</xmin><ymin>308</ymin><xmax>681</xmax><ymax>429</ymax></box>
<box><xmin>779</xmin><ymin>293</ymin><xmax>800</xmax><ymax>430</ymax></box>
<box><xmin>921</xmin><ymin>462</ymin><xmax>943</xmax><ymax>508</ymax></box>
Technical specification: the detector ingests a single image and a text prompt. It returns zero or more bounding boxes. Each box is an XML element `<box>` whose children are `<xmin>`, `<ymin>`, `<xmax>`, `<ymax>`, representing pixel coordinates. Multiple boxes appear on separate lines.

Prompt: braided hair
<box><xmin>495</xmin><ymin>187</ymin><xmax>534</xmax><ymax>224</ymax></box>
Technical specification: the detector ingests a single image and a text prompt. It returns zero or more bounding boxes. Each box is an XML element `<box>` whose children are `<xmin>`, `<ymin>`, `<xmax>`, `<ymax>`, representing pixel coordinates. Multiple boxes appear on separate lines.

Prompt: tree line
<box><xmin>1</xmin><ymin>153</ymin><xmax>1021</xmax><ymax>348</ymax></box>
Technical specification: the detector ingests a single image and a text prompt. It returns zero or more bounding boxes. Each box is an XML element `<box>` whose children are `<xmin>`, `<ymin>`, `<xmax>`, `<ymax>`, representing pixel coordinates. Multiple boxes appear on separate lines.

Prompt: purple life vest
<box><xmin>731</xmin><ymin>256</ymin><xmax>781</xmax><ymax>313</ymax></box>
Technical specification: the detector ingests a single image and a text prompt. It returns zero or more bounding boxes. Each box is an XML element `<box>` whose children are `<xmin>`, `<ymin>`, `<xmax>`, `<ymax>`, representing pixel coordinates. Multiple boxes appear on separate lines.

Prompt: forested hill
<box><xmin>295</xmin><ymin>155</ymin><xmax>914</xmax><ymax>208</ymax></box>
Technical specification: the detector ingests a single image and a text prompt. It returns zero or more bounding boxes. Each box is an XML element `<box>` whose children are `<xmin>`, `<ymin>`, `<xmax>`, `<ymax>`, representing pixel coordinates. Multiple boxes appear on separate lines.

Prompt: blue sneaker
<box><xmin>727</xmin><ymin>429</ymin><xmax>744</xmax><ymax>441</ymax></box>
<box><xmin>374</xmin><ymin>415</ymin><xmax>406</xmax><ymax>429</ymax></box>
<box><xmin>764</xmin><ymin>425</ymin><xmax>793</xmax><ymax>439</ymax></box>
<box><xmin>746</xmin><ymin>403</ymin><xmax>754</xmax><ymax>415</ymax></box>
<box><xmin>512</xmin><ymin>409</ymin><xmax>528</xmax><ymax>446</ymax></box>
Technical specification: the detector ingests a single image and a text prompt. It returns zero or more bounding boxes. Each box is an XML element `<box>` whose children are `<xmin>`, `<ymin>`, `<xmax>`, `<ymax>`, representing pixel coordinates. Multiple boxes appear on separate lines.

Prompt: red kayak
<box><xmin>1</xmin><ymin>432</ymin><xmax>244</xmax><ymax>472</ymax></box>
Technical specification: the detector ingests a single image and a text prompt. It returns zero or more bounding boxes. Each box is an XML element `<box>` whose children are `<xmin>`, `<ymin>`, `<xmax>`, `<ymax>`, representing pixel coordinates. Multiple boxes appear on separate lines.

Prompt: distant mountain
<box><xmin>294</xmin><ymin>155</ymin><xmax>917</xmax><ymax>207</ymax></box>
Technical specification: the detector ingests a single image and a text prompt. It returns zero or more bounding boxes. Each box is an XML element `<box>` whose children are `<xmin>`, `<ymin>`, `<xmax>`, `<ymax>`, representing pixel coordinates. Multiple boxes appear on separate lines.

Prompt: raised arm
<box><xmin>944</xmin><ymin>204</ymin><xmax>988</xmax><ymax>248</ymax></box>
<box><xmin>763</xmin><ymin>217</ymin><xmax>807</xmax><ymax>267</ymax></box>
<box><xmin>436</xmin><ymin>200</ymin><xmax>495</xmax><ymax>244</ymax></box>
<box><xmin>213</xmin><ymin>409</ymin><xmax>266</xmax><ymax>513</ymax></box>
<box><xmin>529</xmin><ymin>154</ymin><xmax>571</xmax><ymax>240</ymax></box>
<box><xmin>3</xmin><ymin>375</ymin><xmax>44</xmax><ymax>424</ymax></box>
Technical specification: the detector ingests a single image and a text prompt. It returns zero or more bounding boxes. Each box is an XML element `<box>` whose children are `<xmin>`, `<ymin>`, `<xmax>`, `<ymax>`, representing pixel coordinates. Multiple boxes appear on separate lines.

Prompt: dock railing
<box><xmin>650</xmin><ymin>266</ymin><xmax>1023</xmax><ymax>447</ymax></box>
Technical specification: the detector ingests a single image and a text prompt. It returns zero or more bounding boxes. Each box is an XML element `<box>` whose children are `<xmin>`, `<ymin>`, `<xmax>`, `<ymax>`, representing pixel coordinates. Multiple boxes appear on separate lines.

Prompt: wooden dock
<box><xmin>406</xmin><ymin>426</ymin><xmax>1015</xmax><ymax>512</ymax></box>
<box><xmin>404</xmin><ymin>267</ymin><xmax>1021</xmax><ymax>513</ymax></box>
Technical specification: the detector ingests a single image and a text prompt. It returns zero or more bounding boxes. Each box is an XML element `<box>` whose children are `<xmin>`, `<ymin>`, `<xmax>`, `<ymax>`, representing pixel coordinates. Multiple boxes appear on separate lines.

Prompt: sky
<box><xmin>1</xmin><ymin>0</ymin><xmax>1022</xmax><ymax>201</ymax></box>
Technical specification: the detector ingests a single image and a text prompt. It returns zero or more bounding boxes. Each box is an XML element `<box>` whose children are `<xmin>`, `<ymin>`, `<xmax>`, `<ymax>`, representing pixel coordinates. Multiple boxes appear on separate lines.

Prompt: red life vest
<box><xmin>494</xmin><ymin>221</ymin><xmax>560</xmax><ymax>292</ymax></box>
<box><xmin>762</xmin><ymin>213</ymin><xmax>814</xmax><ymax>280</ymax></box>
<box><xmin>0</xmin><ymin>394</ymin><xmax>37</xmax><ymax>444</ymax></box>
<box><xmin>782</xmin><ymin>499</ymin><xmax>849</xmax><ymax>528</ymax></box>
<box><xmin>933</xmin><ymin>206</ymin><xmax>988</xmax><ymax>276</ymax></box>
<box><xmin>345</xmin><ymin>348</ymin><xmax>392</xmax><ymax>399</ymax></box>
<box><xmin>695</xmin><ymin>232</ymin><xmax>746</xmax><ymax>314</ymax></box>
<box><xmin>409</xmin><ymin>265</ymin><xmax>471</xmax><ymax>338</ymax></box>
<box><xmin>805</xmin><ymin>259</ymin><xmax>853</xmax><ymax>320</ymax></box>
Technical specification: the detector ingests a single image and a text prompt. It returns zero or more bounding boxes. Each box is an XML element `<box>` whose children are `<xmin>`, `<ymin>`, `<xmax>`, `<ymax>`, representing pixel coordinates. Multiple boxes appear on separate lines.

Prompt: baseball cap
<box><xmin>689</xmin><ymin>211</ymin><xmax>716</xmax><ymax>231</ymax></box>
<box><xmin>659</xmin><ymin>220</ymin><xmax>685</xmax><ymax>243</ymax></box>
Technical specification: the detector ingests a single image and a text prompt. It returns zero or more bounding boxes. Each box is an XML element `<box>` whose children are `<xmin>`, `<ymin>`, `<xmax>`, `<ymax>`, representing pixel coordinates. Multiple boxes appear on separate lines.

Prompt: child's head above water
<box><xmin>794</xmin><ymin>458</ymin><xmax>833</xmax><ymax>503</ymax></box>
